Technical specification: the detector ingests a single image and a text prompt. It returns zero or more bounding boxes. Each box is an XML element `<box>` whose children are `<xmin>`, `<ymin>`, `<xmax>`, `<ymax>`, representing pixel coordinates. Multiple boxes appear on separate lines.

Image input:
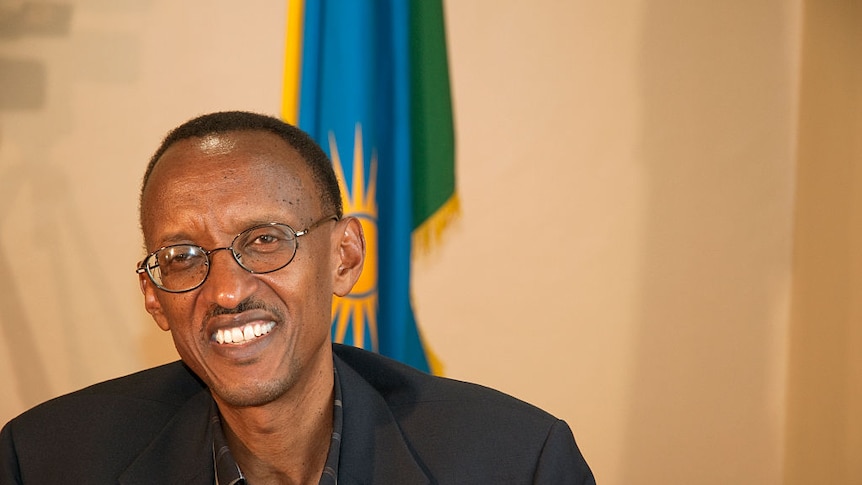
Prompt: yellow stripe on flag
<box><xmin>282</xmin><ymin>0</ymin><xmax>304</xmax><ymax>124</ymax></box>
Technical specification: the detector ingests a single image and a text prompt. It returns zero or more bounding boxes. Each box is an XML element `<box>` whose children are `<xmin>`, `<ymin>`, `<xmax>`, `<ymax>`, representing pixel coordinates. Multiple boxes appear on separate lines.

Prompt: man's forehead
<box><xmin>143</xmin><ymin>131</ymin><xmax>317</xmax><ymax>210</ymax></box>
<box><xmin>141</xmin><ymin>141</ymin><xmax>320</xmax><ymax>241</ymax></box>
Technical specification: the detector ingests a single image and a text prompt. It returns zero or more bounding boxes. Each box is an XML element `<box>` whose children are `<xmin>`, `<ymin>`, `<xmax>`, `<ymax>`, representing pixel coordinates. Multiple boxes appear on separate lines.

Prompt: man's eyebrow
<box><xmin>148</xmin><ymin>225</ymin><xmax>209</xmax><ymax>246</ymax></box>
<box><xmin>150</xmin><ymin>232</ymin><xmax>197</xmax><ymax>247</ymax></box>
<box><xmin>150</xmin><ymin>218</ymin><xmax>305</xmax><ymax>247</ymax></box>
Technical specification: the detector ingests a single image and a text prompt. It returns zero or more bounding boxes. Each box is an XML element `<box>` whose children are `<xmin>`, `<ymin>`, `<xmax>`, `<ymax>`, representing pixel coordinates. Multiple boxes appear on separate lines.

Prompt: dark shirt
<box><xmin>211</xmin><ymin>368</ymin><xmax>343</xmax><ymax>485</ymax></box>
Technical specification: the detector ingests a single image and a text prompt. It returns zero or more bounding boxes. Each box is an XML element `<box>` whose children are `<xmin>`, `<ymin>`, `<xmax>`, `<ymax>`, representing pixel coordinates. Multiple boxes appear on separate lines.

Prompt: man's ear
<box><xmin>332</xmin><ymin>217</ymin><xmax>366</xmax><ymax>297</ymax></box>
<box><xmin>139</xmin><ymin>272</ymin><xmax>171</xmax><ymax>331</ymax></box>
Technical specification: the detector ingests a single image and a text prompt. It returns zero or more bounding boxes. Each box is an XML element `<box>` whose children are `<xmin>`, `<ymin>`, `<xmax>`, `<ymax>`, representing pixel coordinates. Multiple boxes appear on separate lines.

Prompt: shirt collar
<box><xmin>211</xmin><ymin>366</ymin><xmax>343</xmax><ymax>485</ymax></box>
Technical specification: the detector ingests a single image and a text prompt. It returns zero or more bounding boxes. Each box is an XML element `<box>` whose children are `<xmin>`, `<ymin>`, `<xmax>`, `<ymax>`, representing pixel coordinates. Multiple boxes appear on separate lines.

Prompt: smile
<box><xmin>213</xmin><ymin>321</ymin><xmax>276</xmax><ymax>345</ymax></box>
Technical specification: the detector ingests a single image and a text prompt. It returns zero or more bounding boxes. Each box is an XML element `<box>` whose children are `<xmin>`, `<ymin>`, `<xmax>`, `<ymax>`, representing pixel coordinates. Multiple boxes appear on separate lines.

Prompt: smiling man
<box><xmin>0</xmin><ymin>112</ymin><xmax>595</xmax><ymax>484</ymax></box>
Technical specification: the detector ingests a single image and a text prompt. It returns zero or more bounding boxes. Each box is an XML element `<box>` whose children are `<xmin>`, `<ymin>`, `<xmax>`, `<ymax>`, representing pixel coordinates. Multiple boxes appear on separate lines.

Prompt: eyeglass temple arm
<box><xmin>295</xmin><ymin>215</ymin><xmax>339</xmax><ymax>237</ymax></box>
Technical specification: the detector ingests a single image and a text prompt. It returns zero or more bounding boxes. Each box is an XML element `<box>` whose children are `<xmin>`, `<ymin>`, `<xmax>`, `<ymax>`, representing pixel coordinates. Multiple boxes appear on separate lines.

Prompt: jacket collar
<box><xmin>116</xmin><ymin>349</ymin><xmax>431</xmax><ymax>485</ymax></box>
<box><xmin>334</xmin><ymin>354</ymin><xmax>430</xmax><ymax>485</ymax></box>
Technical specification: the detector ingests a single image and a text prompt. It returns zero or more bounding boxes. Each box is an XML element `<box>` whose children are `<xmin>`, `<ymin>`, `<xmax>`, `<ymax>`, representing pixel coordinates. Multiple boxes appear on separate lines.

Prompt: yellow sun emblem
<box><xmin>329</xmin><ymin>124</ymin><xmax>379</xmax><ymax>351</ymax></box>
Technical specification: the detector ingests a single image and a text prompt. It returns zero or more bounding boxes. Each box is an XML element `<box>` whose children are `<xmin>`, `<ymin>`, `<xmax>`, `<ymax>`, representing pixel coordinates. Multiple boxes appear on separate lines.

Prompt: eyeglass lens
<box><xmin>144</xmin><ymin>223</ymin><xmax>299</xmax><ymax>292</ymax></box>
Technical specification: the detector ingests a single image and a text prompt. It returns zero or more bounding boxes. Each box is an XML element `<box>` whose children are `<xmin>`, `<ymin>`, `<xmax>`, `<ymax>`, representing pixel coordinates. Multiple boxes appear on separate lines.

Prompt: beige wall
<box><xmin>0</xmin><ymin>0</ymin><xmax>287</xmax><ymax>422</ymax></box>
<box><xmin>1</xmin><ymin>1</ymin><xmax>856</xmax><ymax>484</ymax></box>
<box><xmin>784</xmin><ymin>0</ymin><xmax>862</xmax><ymax>483</ymax></box>
<box><xmin>424</xmin><ymin>2</ymin><xmax>799</xmax><ymax>483</ymax></box>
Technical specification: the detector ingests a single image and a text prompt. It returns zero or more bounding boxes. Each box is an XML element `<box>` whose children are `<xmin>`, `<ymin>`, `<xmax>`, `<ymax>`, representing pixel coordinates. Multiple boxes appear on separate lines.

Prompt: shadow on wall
<box><xmin>620</xmin><ymin>2</ymin><xmax>794</xmax><ymax>484</ymax></box>
<box><xmin>782</xmin><ymin>0</ymin><xmax>862</xmax><ymax>482</ymax></box>
<box><xmin>0</xmin><ymin>2</ymin><xmax>73</xmax><ymax>408</ymax></box>
<box><xmin>0</xmin><ymin>2</ymin><xmax>140</xmax><ymax>411</ymax></box>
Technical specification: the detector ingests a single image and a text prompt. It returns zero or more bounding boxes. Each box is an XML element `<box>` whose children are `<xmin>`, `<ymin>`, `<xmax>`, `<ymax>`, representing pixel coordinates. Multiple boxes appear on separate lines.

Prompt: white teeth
<box><xmin>214</xmin><ymin>322</ymin><xmax>276</xmax><ymax>345</ymax></box>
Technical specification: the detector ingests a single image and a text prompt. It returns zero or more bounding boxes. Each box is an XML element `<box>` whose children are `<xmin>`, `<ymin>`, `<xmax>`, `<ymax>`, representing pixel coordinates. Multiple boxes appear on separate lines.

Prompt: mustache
<box><xmin>204</xmin><ymin>297</ymin><xmax>285</xmax><ymax>323</ymax></box>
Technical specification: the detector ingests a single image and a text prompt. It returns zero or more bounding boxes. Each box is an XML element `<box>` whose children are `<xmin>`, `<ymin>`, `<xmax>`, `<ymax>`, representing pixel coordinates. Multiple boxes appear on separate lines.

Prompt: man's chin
<box><xmin>211</xmin><ymin>377</ymin><xmax>294</xmax><ymax>409</ymax></box>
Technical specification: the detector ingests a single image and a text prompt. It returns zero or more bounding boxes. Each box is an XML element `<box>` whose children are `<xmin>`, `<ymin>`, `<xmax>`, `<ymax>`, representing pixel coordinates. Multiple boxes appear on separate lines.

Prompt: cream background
<box><xmin>0</xmin><ymin>1</ymin><xmax>859</xmax><ymax>484</ymax></box>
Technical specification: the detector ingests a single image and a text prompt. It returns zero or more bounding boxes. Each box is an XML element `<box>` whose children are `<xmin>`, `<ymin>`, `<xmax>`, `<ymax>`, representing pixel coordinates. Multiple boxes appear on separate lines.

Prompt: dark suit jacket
<box><xmin>1</xmin><ymin>344</ymin><xmax>595</xmax><ymax>484</ymax></box>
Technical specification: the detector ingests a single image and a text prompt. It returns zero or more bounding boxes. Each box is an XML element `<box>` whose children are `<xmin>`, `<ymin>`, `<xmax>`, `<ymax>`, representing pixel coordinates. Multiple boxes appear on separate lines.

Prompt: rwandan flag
<box><xmin>282</xmin><ymin>0</ymin><xmax>456</xmax><ymax>373</ymax></box>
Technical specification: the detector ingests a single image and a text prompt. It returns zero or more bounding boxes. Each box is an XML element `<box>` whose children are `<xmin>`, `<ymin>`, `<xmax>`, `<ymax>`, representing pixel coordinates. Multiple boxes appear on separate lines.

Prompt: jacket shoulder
<box><xmin>334</xmin><ymin>343</ymin><xmax>553</xmax><ymax>419</ymax></box>
<box><xmin>333</xmin><ymin>344</ymin><xmax>594</xmax><ymax>483</ymax></box>
<box><xmin>1</xmin><ymin>361</ymin><xmax>207</xmax><ymax>483</ymax></box>
<box><xmin>12</xmin><ymin>360</ymin><xmax>204</xmax><ymax>422</ymax></box>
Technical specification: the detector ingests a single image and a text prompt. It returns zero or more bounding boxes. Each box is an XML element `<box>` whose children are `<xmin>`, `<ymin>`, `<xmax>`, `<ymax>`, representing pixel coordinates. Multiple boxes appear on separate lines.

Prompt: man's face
<box><xmin>139</xmin><ymin>130</ymin><xmax>362</xmax><ymax>408</ymax></box>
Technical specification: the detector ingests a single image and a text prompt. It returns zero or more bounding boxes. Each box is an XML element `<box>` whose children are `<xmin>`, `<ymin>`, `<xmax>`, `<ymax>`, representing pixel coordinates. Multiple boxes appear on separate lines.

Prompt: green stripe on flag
<box><xmin>410</xmin><ymin>0</ymin><xmax>456</xmax><ymax>237</ymax></box>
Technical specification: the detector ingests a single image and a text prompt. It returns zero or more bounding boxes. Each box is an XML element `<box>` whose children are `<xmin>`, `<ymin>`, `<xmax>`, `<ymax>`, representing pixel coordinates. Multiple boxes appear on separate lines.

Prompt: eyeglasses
<box><xmin>137</xmin><ymin>216</ymin><xmax>338</xmax><ymax>293</ymax></box>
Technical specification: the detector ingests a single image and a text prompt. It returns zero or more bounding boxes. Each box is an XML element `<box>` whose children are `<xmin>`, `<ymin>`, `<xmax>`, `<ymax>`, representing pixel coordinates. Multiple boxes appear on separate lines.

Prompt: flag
<box><xmin>282</xmin><ymin>0</ymin><xmax>456</xmax><ymax>373</ymax></box>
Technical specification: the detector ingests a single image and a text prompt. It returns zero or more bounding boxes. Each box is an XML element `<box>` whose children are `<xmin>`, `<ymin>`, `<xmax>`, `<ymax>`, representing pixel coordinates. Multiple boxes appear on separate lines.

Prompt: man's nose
<box><xmin>199</xmin><ymin>248</ymin><xmax>258</xmax><ymax>309</ymax></box>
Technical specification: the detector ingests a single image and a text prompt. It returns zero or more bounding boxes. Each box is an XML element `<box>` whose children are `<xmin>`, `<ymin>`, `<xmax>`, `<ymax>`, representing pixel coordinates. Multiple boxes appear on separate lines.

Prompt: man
<box><xmin>0</xmin><ymin>111</ymin><xmax>595</xmax><ymax>484</ymax></box>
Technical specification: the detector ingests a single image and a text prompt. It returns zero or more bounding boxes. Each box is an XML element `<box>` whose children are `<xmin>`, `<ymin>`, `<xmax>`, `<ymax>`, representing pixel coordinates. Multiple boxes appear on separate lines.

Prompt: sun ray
<box><xmin>351</xmin><ymin>124</ymin><xmax>365</xmax><ymax>208</ymax></box>
<box><xmin>365</xmin><ymin>298</ymin><xmax>378</xmax><ymax>351</ymax></box>
<box><xmin>327</xmin><ymin>125</ymin><xmax>379</xmax><ymax>352</ymax></box>
<box><xmin>352</xmin><ymin>302</ymin><xmax>364</xmax><ymax>346</ymax></box>
<box><xmin>328</xmin><ymin>132</ymin><xmax>349</xmax><ymax>198</ymax></box>
<box><xmin>367</xmin><ymin>150</ymin><xmax>378</xmax><ymax>209</ymax></box>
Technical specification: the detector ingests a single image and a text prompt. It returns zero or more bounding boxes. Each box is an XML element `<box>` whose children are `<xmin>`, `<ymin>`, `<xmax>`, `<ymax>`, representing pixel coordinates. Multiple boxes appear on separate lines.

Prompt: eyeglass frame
<box><xmin>136</xmin><ymin>215</ymin><xmax>339</xmax><ymax>293</ymax></box>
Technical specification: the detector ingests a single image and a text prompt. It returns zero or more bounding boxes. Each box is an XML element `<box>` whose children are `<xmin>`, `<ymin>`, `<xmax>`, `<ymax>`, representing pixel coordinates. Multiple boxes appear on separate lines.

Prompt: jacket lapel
<box><xmin>118</xmin><ymin>388</ymin><xmax>215</xmax><ymax>485</ymax></box>
<box><xmin>335</xmin><ymin>356</ymin><xmax>430</xmax><ymax>485</ymax></box>
<box><xmin>117</xmin><ymin>352</ymin><xmax>430</xmax><ymax>484</ymax></box>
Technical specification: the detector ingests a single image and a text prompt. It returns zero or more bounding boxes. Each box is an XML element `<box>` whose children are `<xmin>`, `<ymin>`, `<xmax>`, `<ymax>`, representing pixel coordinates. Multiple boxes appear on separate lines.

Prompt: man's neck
<box><xmin>215</xmin><ymin>363</ymin><xmax>335</xmax><ymax>485</ymax></box>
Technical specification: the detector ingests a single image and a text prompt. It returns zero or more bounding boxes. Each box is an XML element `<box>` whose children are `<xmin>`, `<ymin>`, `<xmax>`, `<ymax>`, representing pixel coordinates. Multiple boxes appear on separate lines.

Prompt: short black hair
<box><xmin>140</xmin><ymin>111</ymin><xmax>343</xmax><ymax>222</ymax></box>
